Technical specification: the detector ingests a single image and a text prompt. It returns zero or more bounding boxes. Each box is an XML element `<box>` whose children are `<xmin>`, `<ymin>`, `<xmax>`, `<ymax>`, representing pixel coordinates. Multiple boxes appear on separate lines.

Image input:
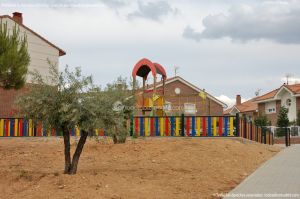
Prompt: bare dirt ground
<box><xmin>0</xmin><ymin>137</ymin><xmax>281</xmax><ymax>199</ymax></box>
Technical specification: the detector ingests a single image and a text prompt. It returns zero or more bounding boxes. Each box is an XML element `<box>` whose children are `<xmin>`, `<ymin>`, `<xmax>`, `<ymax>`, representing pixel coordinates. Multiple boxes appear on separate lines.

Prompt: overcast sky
<box><xmin>1</xmin><ymin>0</ymin><xmax>300</xmax><ymax>107</ymax></box>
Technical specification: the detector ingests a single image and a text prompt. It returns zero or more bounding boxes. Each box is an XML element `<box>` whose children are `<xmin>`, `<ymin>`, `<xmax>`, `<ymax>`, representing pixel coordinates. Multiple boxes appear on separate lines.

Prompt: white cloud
<box><xmin>128</xmin><ymin>1</ymin><xmax>178</xmax><ymax>21</ymax></box>
<box><xmin>183</xmin><ymin>0</ymin><xmax>300</xmax><ymax>43</ymax></box>
<box><xmin>281</xmin><ymin>76</ymin><xmax>300</xmax><ymax>84</ymax></box>
<box><xmin>216</xmin><ymin>95</ymin><xmax>247</xmax><ymax>108</ymax></box>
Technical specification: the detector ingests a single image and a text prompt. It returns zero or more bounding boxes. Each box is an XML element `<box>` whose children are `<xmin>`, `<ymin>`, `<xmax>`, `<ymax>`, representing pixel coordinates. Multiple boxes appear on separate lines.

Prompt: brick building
<box><xmin>254</xmin><ymin>83</ymin><xmax>300</xmax><ymax>126</ymax></box>
<box><xmin>224</xmin><ymin>95</ymin><xmax>258</xmax><ymax>121</ymax></box>
<box><xmin>137</xmin><ymin>76</ymin><xmax>227</xmax><ymax>116</ymax></box>
<box><xmin>0</xmin><ymin>12</ymin><xmax>65</xmax><ymax>117</ymax></box>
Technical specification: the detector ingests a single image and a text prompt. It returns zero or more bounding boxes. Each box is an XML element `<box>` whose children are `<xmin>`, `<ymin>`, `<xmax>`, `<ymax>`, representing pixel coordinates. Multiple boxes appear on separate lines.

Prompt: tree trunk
<box><xmin>112</xmin><ymin>134</ymin><xmax>118</xmax><ymax>144</ymax></box>
<box><xmin>62</xmin><ymin>126</ymin><xmax>71</xmax><ymax>174</ymax></box>
<box><xmin>69</xmin><ymin>130</ymin><xmax>88</xmax><ymax>175</ymax></box>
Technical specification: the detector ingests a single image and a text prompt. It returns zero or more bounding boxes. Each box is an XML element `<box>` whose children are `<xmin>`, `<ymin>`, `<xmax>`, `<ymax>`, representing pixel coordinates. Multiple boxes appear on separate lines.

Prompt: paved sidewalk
<box><xmin>225</xmin><ymin>145</ymin><xmax>300</xmax><ymax>199</ymax></box>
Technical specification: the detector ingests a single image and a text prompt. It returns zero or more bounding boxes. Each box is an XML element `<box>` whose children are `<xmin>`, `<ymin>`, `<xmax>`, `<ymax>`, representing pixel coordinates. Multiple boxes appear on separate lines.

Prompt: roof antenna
<box><xmin>174</xmin><ymin>66</ymin><xmax>179</xmax><ymax>77</ymax></box>
<box><xmin>285</xmin><ymin>73</ymin><xmax>293</xmax><ymax>85</ymax></box>
<box><xmin>255</xmin><ymin>89</ymin><xmax>261</xmax><ymax>97</ymax></box>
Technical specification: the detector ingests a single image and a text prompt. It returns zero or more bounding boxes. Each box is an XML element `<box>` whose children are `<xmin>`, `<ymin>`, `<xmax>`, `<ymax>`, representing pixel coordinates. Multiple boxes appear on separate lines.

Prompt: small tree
<box><xmin>276</xmin><ymin>106</ymin><xmax>289</xmax><ymax>137</ymax></box>
<box><xmin>18</xmin><ymin>64</ymin><xmax>98</xmax><ymax>174</ymax></box>
<box><xmin>0</xmin><ymin>21</ymin><xmax>30</xmax><ymax>89</ymax></box>
<box><xmin>97</xmin><ymin>77</ymin><xmax>134</xmax><ymax>144</ymax></box>
<box><xmin>254</xmin><ymin>115</ymin><xmax>269</xmax><ymax>128</ymax></box>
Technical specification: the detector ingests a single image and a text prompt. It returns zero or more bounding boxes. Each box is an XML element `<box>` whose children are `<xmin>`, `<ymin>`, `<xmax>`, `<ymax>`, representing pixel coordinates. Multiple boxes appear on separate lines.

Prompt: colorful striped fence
<box><xmin>1</xmin><ymin>116</ymin><xmax>274</xmax><ymax>145</ymax></box>
<box><xmin>0</xmin><ymin>118</ymin><xmax>109</xmax><ymax>137</ymax></box>
<box><xmin>130</xmin><ymin>115</ymin><xmax>237</xmax><ymax>137</ymax></box>
<box><xmin>130</xmin><ymin>115</ymin><xmax>273</xmax><ymax>145</ymax></box>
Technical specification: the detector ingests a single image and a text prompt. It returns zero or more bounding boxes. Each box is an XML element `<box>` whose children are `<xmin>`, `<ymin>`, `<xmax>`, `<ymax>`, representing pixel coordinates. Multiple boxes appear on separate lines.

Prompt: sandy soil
<box><xmin>0</xmin><ymin>137</ymin><xmax>281</xmax><ymax>199</ymax></box>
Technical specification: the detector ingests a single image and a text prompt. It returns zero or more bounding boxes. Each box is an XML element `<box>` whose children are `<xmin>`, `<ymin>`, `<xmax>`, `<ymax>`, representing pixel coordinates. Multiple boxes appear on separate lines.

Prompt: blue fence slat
<box><xmin>224</xmin><ymin>117</ymin><xmax>228</xmax><ymax>136</ymax></box>
<box><xmin>207</xmin><ymin>117</ymin><xmax>212</xmax><ymax>136</ymax></box>
<box><xmin>170</xmin><ymin>117</ymin><xmax>175</xmax><ymax>136</ymax></box>
<box><xmin>191</xmin><ymin>116</ymin><xmax>196</xmax><ymax>137</ymax></box>
<box><xmin>71</xmin><ymin>128</ymin><xmax>75</xmax><ymax>136</ymax></box>
<box><xmin>23</xmin><ymin>119</ymin><xmax>27</xmax><ymax>136</ymax></box>
<box><xmin>140</xmin><ymin>117</ymin><xmax>144</xmax><ymax>136</ymax></box>
<box><xmin>10</xmin><ymin>119</ymin><xmax>14</xmax><ymax>137</ymax></box>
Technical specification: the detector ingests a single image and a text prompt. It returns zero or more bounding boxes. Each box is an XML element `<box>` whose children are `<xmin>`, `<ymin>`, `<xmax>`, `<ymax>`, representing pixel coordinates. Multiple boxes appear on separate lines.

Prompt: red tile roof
<box><xmin>224</xmin><ymin>97</ymin><xmax>258</xmax><ymax>115</ymax></box>
<box><xmin>286</xmin><ymin>83</ymin><xmax>300</xmax><ymax>94</ymax></box>
<box><xmin>254</xmin><ymin>89</ymin><xmax>278</xmax><ymax>101</ymax></box>
<box><xmin>254</xmin><ymin>83</ymin><xmax>300</xmax><ymax>102</ymax></box>
<box><xmin>0</xmin><ymin>14</ymin><xmax>66</xmax><ymax>56</ymax></box>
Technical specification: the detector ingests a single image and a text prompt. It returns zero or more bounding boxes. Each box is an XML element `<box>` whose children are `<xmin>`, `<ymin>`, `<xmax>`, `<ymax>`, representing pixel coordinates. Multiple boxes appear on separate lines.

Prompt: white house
<box><xmin>255</xmin><ymin>83</ymin><xmax>300</xmax><ymax>126</ymax></box>
<box><xmin>0</xmin><ymin>12</ymin><xmax>65</xmax><ymax>117</ymax></box>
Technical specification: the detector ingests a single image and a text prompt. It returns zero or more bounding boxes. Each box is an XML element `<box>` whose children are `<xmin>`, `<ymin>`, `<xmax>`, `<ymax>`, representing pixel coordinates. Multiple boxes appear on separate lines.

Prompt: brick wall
<box><xmin>139</xmin><ymin>79</ymin><xmax>224</xmax><ymax>116</ymax></box>
<box><xmin>297</xmin><ymin>97</ymin><xmax>300</xmax><ymax>113</ymax></box>
<box><xmin>0</xmin><ymin>86</ymin><xmax>29</xmax><ymax>118</ymax></box>
<box><xmin>258</xmin><ymin>100</ymin><xmax>281</xmax><ymax>126</ymax></box>
<box><xmin>258</xmin><ymin>103</ymin><xmax>265</xmax><ymax>116</ymax></box>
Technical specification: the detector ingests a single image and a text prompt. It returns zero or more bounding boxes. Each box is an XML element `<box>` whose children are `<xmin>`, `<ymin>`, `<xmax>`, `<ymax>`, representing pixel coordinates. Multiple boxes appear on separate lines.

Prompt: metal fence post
<box><xmin>130</xmin><ymin>115</ymin><xmax>133</xmax><ymax>136</ymax></box>
<box><xmin>264</xmin><ymin>128</ymin><xmax>266</xmax><ymax>144</ymax></box>
<box><xmin>235</xmin><ymin>113</ymin><xmax>240</xmax><ymax>137</ymax></box>
<box><xmin>288</xmin><ymin>129</ymin><xmax>291</xmax><ymax>146</ymax></box>
<box><xmin>250</xmin><ymin>121</ymin><xmax>253</xmax><ymax>140</ymax></box>
<box><xmin>181</xmin><ymin>113</ymin><xmax>185</xmax><ymax>137</ymax></box>
<box><xmin>285</xmin><ymin>127</ymin><xmax>288</xmax><ymax>147</ymax></box>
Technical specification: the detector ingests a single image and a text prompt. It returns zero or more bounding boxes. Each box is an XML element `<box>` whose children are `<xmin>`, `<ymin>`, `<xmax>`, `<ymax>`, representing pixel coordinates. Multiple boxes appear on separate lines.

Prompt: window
<box><xmin>286</xmin><ymin>99</ymin><xmax>292</xmax><ymax>107</ymax></box>
<box><xmin>184</xmin><ymin>103</ymin><xmax>196</xmax><ymax>114</ymax></box>
<box><xmin>267</xmin><ymin>108</ymin><xmax>276</xmax><ymax>113</ymax></box>
<box><xmin>163</xmin><ymin>102</ymin><xmax>172</xmax><ymax>112</ymax></box>
<box><xmin>265</xmin><ymin>101</ymin><xmax>276</xmax><ymax>114</ymax></box>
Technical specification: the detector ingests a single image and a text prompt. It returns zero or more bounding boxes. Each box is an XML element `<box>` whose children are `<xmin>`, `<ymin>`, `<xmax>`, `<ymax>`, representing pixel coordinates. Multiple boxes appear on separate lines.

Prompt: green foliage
<box><xmin>277</xmin><ymin>106</ymin><xmax>289</xmax><ymax>128</ymax></box>
<box><xmin>95</xmin><ymin>76</ymin><xmax>134</xmax><ymax>144</ymax></box>
<box><xmin>254</xmin><ymin>115</ymin><xmax>269</xmax><ymax>127</ymax></box>
<box><xmin>0</xmin><ymin>20</ymin><xmax>30</xmax><ymax>89</ymax></box>
<box><xmin>17</xmin><ymin>65</ymin><xmax>134</xmax><ymax>143</ymax></box>
<box><xmin>297</xmin><ymin>110</ymin><xmax>300</xmax><ymax>126</ymax></box>
<box><xmin>17</xmin><ymin>63</ymin><xmax>97</xmax><ymax>132</ymax></box>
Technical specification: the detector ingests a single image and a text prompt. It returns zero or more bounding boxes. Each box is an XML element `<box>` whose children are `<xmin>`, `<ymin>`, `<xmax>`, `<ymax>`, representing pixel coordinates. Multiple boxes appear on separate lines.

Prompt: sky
<box><xmin>1</xmin><ymin>0</ymin><xmax>300</xmax><ymax>107</ymax></box>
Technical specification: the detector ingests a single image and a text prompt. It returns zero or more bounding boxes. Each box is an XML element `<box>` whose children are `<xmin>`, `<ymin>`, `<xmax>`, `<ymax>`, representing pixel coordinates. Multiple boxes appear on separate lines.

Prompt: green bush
<box><xmin>276</xmin><ymin>127</ymin><xmax>287</xmax><ymax>137</ymax></box>
<box><xmin>254</xmin><ymin>115</ymin><xmax>269</xmax><ymax>127</ymax></box>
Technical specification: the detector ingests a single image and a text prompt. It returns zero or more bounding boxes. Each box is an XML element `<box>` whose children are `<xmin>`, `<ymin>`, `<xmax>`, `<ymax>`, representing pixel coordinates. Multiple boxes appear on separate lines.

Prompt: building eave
<box><xmin>0</xmin><ymin>15</ymin><xmax>66</xmax><ymax>56</ymax></box>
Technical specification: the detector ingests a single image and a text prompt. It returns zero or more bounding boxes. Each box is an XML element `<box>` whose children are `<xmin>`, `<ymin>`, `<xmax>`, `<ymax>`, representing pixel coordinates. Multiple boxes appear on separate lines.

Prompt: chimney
<box><xmin>12</xmin><ymin>12</ymin><xmax>23</xmax><ymax>24</ymax></box>
<box><xmin>236</xmin><ymin>95</ymin><xmax>241</xmax><ymax>106</ymax></box>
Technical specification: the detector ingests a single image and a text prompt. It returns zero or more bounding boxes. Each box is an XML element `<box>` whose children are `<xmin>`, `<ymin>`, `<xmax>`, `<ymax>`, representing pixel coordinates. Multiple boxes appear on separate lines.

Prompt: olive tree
<box><xmin>18</xmin><ymin>64</ymin><xmax>135</xmax><ymax>174</ymax></box>
<box><xmin>18</xmin><ymin>64</ymin><xmax>98</xmax><ymax>174</ymax></box>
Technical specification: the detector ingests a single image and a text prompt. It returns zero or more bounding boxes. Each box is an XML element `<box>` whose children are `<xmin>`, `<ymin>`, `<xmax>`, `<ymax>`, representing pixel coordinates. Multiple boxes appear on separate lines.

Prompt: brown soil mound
<box><xmin>0</xmin><ymin>137</ymin><xmax>281</xmax><ymax>199</ymax></box>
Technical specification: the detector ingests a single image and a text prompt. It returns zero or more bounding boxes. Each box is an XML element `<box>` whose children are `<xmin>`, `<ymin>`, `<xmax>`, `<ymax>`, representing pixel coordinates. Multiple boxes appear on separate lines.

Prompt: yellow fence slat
<box><xmin>160</xmin><ymin>118</ymin><xmax>164</xmax><ymax>136</ymax></box>
<box><xmin>14</xmin><ymin>119</ymin><xmax>18</xmax><ymax>137</ymax></box>
<box><xmin>8</xmin><ymin>120</ymin><xmax>11</xmax><ymax>137</ymax></box>
<box><xmin>29</xmin><ymin>119</ymin><xmax>33</xmax><ymax>136</ymax></box>
<box><xmin>75</xmin><ymin>126</ymin><xmax>80</xmax><ymax>136</ymax></box>
<box><xmin>229</xmin><ymin>117</ymin><xmax>234</xmax><ymax>136</ymax></box>
<box><xmin>145</xmin><ymin>118</ymin><xmax>149</xmax><ymax>136</ymax></box>
<box><xmin>196</xmin><ymin>117</ymin><xmax>201</xmax><ymax>136</ymax></box>
<box><xmin>0</xmin><ymin>119</ymin><xmax>4</xmax><ymax>137</ymax></box>
<box><xmin>213</xmin><ymin>117</ymin><xmax>217</xmax><ymax>136</ymax></box>
<box><xmin>175</xmin><ymin>117</ymin><xmax>180</xmax><ymax>136</ymax></box>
